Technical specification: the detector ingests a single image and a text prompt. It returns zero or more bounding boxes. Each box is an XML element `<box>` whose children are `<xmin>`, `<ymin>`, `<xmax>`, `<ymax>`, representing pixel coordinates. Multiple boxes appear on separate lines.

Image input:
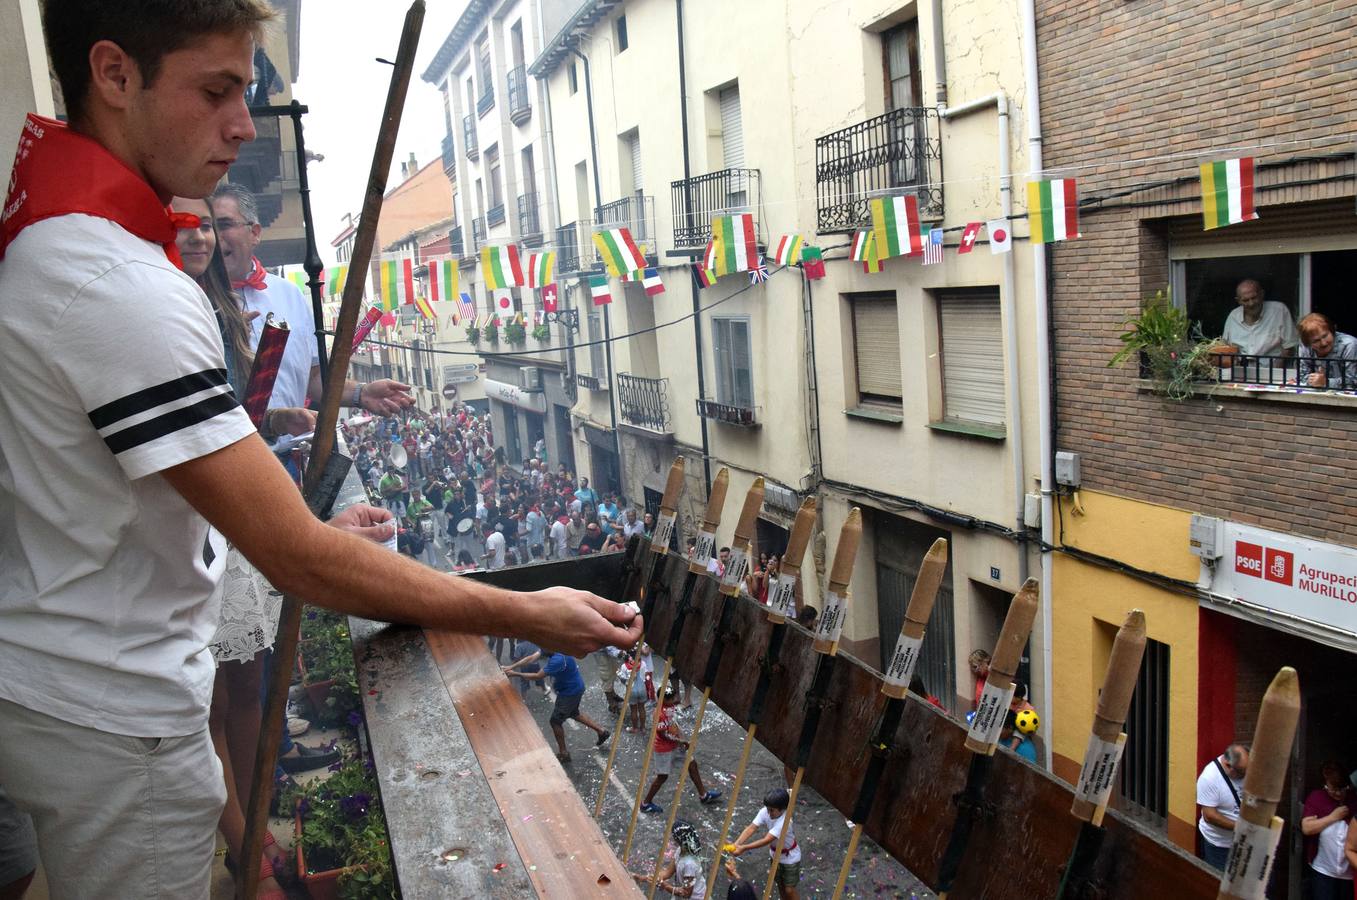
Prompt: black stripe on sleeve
<box><xmin>101</xmin><ymin>391</ymin><xmax>241</xmax><ymax>455</ymax></box>
<box><xmin>87</xmin><ymin>369</ymin><xmax>230</xmax><ymax>430</ymax></box>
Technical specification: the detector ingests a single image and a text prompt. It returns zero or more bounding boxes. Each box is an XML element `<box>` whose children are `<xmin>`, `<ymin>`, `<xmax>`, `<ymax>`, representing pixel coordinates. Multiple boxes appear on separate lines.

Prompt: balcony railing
<box><xmin>617</xmin><ymin>373</ymin><xmax>672</xmax><ymax>434</ymax></box>
<box><xmin>696</xmin><ymin>397</ymin><xmax>760</xmax><ymax>427</ymax></box>
<box><xmin>594</xmin><ymin>193</ymin><xmax>656</xmax><ymax>249</ymax></box>
<box><xmin>507</xmin><ymin>64</ymin><xmax>531</xmax><ymax>124</ymax></box>
<box><xmin>1141</xmin><ymin>350</ymin><xmax>1357</xmax><ymax>393</ymax></box>
<box><xmin>555</xmin><ymin>220</ymin><xmax>598</xmax><ymax>275</ymax></box>
<box><xmin>476</xmin><ymin>86</ymin><xmax>495</xmax><ymax>117</ymax></box>
<box><xmin>462</xmin><ymin>115</ymin><xmax>478</xmax><ymax>160</ymax></box>
<box><xmin>448</xmin><ymin>224</ymin><xmax>464</xmax><ymax>258</ymax></box>
<box><xmin>815</xmin><ymin>106</ymin><xmax>943</xmax><ymax>233</ymax></box>
<box><xmin>576</xmin><ymin>372</ymin><xmax>606</xmax><ymax>392</ymax></box>
<box><xmin>441</xmin><ymin>133</ymin><xmax>456</xmax><ymax>176</ymax></box>
<box><xmin>670</xmin><ymin>168</ymin><xmax>760</xmax><ymax>247</ymax></box>
<box><xmin>471</xmin><ymin>216</ymin><xmax>486</xmax><ymax>249</ymax></box>
<box><xmin>487</xmin><ymin>203</ymin><xmax>506</xmax><ymax>227</ymax></box>
<box><xmin>517</xmin><ymin>193</ymin><xmax>542</xmax><ymax>246</ymax></box>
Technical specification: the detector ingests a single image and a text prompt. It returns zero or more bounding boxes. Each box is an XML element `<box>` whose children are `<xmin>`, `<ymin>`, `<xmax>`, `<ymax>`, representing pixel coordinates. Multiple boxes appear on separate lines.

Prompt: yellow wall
<box><xmin>1051</xmin><ymin>488</ymin><xmax>1201</xmax><ymax>847</ymax></box>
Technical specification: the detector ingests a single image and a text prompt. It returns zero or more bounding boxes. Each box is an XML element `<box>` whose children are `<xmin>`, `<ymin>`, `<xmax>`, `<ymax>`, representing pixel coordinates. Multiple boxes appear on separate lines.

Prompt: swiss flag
<box><xmin>958</xmin><ymin>222</ymin><xmax>982</xmax><ymax>254</ymax></box>
<box><xmin>541</xmin><ymin>282</ymin><xmax>559</xmax><ymax>312</ymax></box>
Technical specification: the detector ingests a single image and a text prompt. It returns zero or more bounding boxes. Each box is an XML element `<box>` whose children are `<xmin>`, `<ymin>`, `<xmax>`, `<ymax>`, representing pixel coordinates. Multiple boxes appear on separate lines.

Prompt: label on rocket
<box><xmin>651</xmin><ymin>511</ymin><xmax>676</xmax><ymax>554</ymax></box>
<box><xmin>882</xmin><ymin>632</ymin><xmax>925</xmax><ymax>690</ymax></box>
<box><xmin>769</xmin><ymin>572</ymin><xmax>798</xmax><ymax>618</ymax></box>
<box><xmin>815</xmin><ymin>590</ymin><xmax>848</xmax><ymax>645</ymax></box>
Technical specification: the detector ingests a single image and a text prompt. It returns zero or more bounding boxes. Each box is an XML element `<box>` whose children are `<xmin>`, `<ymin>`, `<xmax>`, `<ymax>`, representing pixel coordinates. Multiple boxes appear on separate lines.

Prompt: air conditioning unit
<box><xmin>559</xmin><ymin>371</ymin><xmax>571</xmax><ymax>393</ymax></box>
<box><xmin>764</xmin><ymin>483</ymin><xmax>799</xmax><ymax>513</ymax></box>
<box><xmin>519</xmin><ymin>366</ymin><xmax>542</xmax><ymax>391</ymax></box>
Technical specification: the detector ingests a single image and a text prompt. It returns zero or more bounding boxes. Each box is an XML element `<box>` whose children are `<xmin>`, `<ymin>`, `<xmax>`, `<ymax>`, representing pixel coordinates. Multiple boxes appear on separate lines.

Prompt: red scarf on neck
<box><xmin>0</xmin><ymin>114</ymin><xmax>196</xmax><ymax>268</ymax></box>
<box><xmin>231</xmin><ymin>255</ymin><xmax>269</xmax><ymax>291</ymax></box>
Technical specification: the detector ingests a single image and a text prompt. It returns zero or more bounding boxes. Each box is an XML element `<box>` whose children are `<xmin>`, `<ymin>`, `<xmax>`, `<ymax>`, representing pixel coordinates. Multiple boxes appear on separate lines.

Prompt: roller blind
<box><xmin>719</xmin><ymin>86</ymin><xmax>744</xmax><ymax>170</ymax></box>
<box><xmin>940</xmin><ymin>290</ymin><xmax>1005</xmax><ymax>427</ymax></box>
<box><xmin>852</xmin><ymin>295</ymin><xmax>902</xmax><ymax>403</ymax></box>
<box><xmin>629</xmin><ymin>132</ymin><xmax>643</xmax><ymax>192</ymax></box>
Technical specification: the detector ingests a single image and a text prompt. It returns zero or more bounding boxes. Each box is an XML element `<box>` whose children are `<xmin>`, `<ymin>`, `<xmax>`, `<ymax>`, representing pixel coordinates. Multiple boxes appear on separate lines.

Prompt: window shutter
<box><xmin>719</xmin><ymin>86</ymin><xmax>744</xmax><ymax>170</ymax></box>
<box><xmin>940</xmin><ymin>292</ymin><xmax>1005</xmax><ymax>426</ymax></box>
<box><xmin>629</xmin><ymin>133</ymin><xmax>643</xmax><ymax>192</ymax></box>
<box><xmin>852</xmin><ymin>296</ymin><xmax>902</xmax><ymax>401</ymax></box>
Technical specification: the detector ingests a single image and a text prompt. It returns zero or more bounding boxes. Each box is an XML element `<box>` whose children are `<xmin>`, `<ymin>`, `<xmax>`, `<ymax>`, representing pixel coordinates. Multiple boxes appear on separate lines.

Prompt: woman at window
<box><xmin>1296</xmin><ymin>313</ymin><xmax>1357</xmax><ymax>390</ymax></box>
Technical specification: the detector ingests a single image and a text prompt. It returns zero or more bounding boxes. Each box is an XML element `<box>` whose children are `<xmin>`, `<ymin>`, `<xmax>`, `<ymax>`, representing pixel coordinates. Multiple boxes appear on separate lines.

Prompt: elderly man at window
<box><xmin>1220</xmin><ymin>278</ymin><xmax>1298</xmax><ymax>358</ymax></box>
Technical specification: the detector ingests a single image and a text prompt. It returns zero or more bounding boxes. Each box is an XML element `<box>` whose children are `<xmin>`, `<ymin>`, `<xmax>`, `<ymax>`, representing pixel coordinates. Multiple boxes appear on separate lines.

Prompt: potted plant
<box><xmin>531</xmin><ymin>323</ymin><xmax>551</xmax><ymax>342</ymax></box>
<box><xmin>465</xmin><ymin>323</ymin><xmax>480</xmax><ymax>344</ymax></box>
<box><xmin>503</xmin><ymin>321</ymin><xmax>526</xmax><ymax>345</ymax></box>
<box><xmin>291</xmin><ymin>749</ymin><xmax>397</xmax><ymax>900</ymax></box>
<box><xmin>298</xmin><ymin>610</ymin><xmax>360</xmax><ymax>728</ymax></box>
<box><xmin>1108</xmin><ymin>288</ymin><xmax>1218</xmax><ymax>401</ymax></box>
<box><xmin>484</xmin><ymin>319</ymin><xmax>500</xmax><ymax>344</ymax></box>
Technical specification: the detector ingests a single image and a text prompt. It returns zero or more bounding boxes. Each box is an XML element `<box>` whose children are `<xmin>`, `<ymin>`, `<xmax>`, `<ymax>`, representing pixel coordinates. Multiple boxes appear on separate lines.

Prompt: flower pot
<box><xmin>303</xmin><ymin>678</ymin><xmax>336</xmax><ymax>715</ymax></box>
<box><xmin>295</xmin><ymin>811</ymin><xmax>356</xmax><ymax>900</ymax></box>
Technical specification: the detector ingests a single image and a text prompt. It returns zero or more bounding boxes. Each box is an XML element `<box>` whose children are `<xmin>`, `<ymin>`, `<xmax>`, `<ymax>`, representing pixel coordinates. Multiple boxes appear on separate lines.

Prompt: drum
<box><xmin>387</xmin><ymin>443</ymin><xmax>408</xmax><ymax>471</ymax></box>
<box><xmin>456</xmin><ymin>517</ymin><xmax>474</xmax><ymax>535</ymax></box>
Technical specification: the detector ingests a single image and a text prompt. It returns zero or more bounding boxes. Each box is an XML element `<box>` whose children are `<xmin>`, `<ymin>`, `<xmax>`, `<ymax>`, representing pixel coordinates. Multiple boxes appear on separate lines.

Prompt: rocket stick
<box><xmin>831</xmin><ymin>537</ymin><xmax>948</xmax><ymax>899</ymax></box>
<box><xmin>1056</xmin><ymin>609</ymin><xmax>1146</xmax><ymax>899</ymax></box>
<box><xmin>763</xmin><ymin>509</ymin><xmax>863</xmax><ymax>900</ymax></box>
<box><xmin>646</xmin><ymin>479</ymin><xmax>765</xmax><ymax>900</ymax></box>
<box><xmin>935</xmin><ymin>577</ymin><xmax>1040</xmax><ymax>899</ymax></box>
<box><xmin>1216</xmin><ymin>667</ymin><xmax>1300</xmax><ymax>900</ymax></box>
<box><xmin>238</xmin><ymin>4</ymin><xmax>425</xmax><ymax>897</ymax></box>
<box><xmin>621</xmin><ymin>469</ymin><xmax>730</xmax><ymax>865</ymax></box>
<box><xmin>597</xmin><ymin>457</ymin><xmax>686</xmax><ymax>817</ymax></box>
<box><xmin>706</xmin><ymin>497</ymin><xmax>817</xmax><ymax>894</ymax></box>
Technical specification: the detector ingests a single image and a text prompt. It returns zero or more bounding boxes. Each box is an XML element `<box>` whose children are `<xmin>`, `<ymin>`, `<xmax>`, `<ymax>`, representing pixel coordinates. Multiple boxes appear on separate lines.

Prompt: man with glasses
<box><xmin>211</xmin><ymin>182</ymin><xmax>410</xmax><ymax>420</ymax></box>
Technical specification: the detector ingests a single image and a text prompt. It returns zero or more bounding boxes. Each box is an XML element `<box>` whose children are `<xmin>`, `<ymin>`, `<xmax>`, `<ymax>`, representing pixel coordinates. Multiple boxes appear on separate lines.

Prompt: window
<box><xmin>568</xmin><ymin>60</ymin><xmax>578</xmax><ymax>95</ymax></box>
<box><xmin>440</xmin><ymin>82</ymin><xmax>453</xmax><ymax>135</ymax></box>
<box><xmin>882</xmin><ymin>21</ymin><xmax>921</xmax><ymax>110</ymax></box>
<box><xmin>510</xmin><ymin>21</ymin><xmax>526</xmax><ymax>68</ymax></box>
<box><xmin>712</xmin><ymin>317</ymin><xmax>754</xmax><ymax>408</ymax></box>
<box><xmin>1118</xmin><ymin>635</ymin><xmax>1170</xmax><ymax>828</ymax></box>
<box><xmin>938</xmin><ymin>289</ymin><xmax>1006</xmax><ymax>430</ymax></box>
<box><xmin>588</xmin><ymin>309</ymin><xmax>605</xmax><ymax>379</ymax></box>
<box><xmin>615</xmin><ymin>14</ymin><xmax>629</xmax><ymax>52</ymax></box>
<box><xmin>476</xmin><ymin>37</ymin><xmax>492</xmax><ymax>97</ymax></box>
<box><xmin>621</xmin><ymin>129</ymin><xmax>643</xmax><ymax>194</ymax></box>
<box><xmin>718</xmin><ymin>85</ymin><xmax>744</xmax><ymax>170</ymax></box>
<box><xmin>848</xmin><ymin>293</ymin><xmax>902</xmax><ymax>411</ymax></box>
<box><xmin>485</xmin><ymin>145</ymin><xmax>502</xmax><ymax>210</ymax></box>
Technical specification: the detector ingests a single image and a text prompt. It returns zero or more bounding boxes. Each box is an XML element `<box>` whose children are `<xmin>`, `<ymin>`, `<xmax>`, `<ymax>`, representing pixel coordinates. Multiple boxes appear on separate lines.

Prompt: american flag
<box><xmin>923</xmin><ymin>228</ymin><xmax>945</xmax><ymax>265</ymax></box>
<box><xmin>749</xmin><ymin>256</ymin><xmax>770</xmax><ymax>285</ymax></box>
<box><xmin>456</xmin><ymin>291</ymin><xmax>476</xmax><ymax>322</ymax></box>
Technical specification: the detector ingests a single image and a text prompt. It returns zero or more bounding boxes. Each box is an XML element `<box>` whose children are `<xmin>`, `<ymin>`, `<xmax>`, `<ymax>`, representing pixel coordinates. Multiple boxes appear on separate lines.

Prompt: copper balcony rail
<box><xmin>815</xmin><ymin>106</ymin><xmax>942</xmax><ymax>233</ymax></box>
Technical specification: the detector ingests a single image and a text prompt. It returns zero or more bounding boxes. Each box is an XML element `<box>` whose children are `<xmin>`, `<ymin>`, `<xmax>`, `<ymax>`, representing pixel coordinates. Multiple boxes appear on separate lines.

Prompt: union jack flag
<box><xmin>749</xmin><ymin>256</ymin><xmax>770</xmax><ymax>285</ymax></box>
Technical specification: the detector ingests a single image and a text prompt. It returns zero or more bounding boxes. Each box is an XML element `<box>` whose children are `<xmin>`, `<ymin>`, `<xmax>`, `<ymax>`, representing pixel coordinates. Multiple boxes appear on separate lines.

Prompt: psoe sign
<box><xmin>1204</xmin><ymin>521</ymin><xmax>1357</xmax><ymax>636</ymax></box>
<box><xmin>483</xmin><ymin>378</ymin><xmax>546</xmax><ymax>413</ymax></box>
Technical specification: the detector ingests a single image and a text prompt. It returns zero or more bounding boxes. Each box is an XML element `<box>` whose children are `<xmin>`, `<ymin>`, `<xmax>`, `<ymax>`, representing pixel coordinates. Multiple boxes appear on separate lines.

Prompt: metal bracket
<box><xmin>546</xmin><ymin>309</ymin><xmax>580</xmax><ymax>334</ymax></box>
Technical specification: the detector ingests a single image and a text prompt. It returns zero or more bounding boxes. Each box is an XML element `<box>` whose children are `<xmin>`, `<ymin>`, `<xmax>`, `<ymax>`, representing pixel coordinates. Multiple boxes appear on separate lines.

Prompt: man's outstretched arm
<box><xmin>163</xmin><ymin>434</ymin><xmax>642</xmax><ymax>656</ymax></box>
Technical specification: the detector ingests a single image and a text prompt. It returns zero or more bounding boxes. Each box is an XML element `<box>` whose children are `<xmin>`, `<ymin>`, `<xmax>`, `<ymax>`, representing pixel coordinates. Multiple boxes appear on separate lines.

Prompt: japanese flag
<box><xmin>494</xmin><ymin>289</ymin><xmax>514</xmax><ymax>311</ymax></box>
<box><xmin>986</xmin><ymin>218</ymin><xmax>1012</xmax><ymax>254</ymax></box>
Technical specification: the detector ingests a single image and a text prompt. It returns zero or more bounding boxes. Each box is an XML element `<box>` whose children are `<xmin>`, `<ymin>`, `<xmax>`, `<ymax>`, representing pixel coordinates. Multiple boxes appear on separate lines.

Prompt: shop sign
<box><xmin>1204</xmin><ymin>521</ymin><xmax>1357</xmax><ymax>635</ymax></box>
<box><xmin>483</xmin><ymin>378</ymin><xmax>546</xmax><ymax>413</ymax></box>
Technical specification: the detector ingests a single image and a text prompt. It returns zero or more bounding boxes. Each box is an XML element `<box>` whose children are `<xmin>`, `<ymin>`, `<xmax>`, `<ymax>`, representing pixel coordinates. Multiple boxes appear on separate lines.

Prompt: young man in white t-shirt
<box><xmin>0</xmin><ymin>6</ymin><xmax>642</xmax><ymax>896</ymax></box>
<box><xmin>732</xmin><ymin>788</ymin><xmax>803</xmax><ymax>899</ymax></box>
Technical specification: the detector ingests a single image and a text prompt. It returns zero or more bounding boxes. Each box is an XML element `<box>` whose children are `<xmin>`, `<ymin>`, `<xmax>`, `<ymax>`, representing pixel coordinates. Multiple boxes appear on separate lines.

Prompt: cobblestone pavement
<box><xmin>502</xmin><ymin>647</ymin><xmax>935</xmax><ymax>899</ymax></box>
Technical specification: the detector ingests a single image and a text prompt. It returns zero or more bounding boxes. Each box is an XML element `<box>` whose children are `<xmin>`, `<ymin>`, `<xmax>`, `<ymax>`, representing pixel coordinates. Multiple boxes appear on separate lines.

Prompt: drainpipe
<box><xmin>570</xmin><ymin>47</ymin><xmax>626</xmax><ymax>497</ymax></box>
<box><xmin>930</xmin><ymin>0</ymin><xmax>948</xmax><ymax>109</ymax></box>
<box><xmin>676</xmin><ymin>0</ymin><xmax>713</xmax><ymax>491</ymax></box>
<box><xmin>1020</xmin><ymin>0</ymin><xmax>1055</xmax><ymax>770</ymax></box>
<box><xmin>939</xmin><ymin>93</ymin><xmax>1023</xmax><ymax>596</ymax></box>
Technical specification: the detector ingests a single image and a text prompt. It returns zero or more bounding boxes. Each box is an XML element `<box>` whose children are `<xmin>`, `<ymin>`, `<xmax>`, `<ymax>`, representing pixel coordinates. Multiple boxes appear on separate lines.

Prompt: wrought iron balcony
<box><xmin>476</xmin><ymin>86</ymin><xmax>495</xmax><ymax>117</ymax></box>
<box><xmin>471</xmin><ymin>216</ymin><xmax>486</xmax><ymax>249</ymax></box>
<box><xmin>462</xmin><ymin>115</ymin><xmax>478</xmax><ymax>160</ymax></box>
<box><xmin>594</xmin><ymin>193</ymin><xmax>655</xmax><ymax>248</ymax></box>
<box><xmin>441</xmin><ymin>133</ymin><xmax>456</xmax><ymax>176</ymax></box>
<box><xmin>555</xmin><ymin>220</ymin><xmax>599</xmax><ymax>275</ymax></box>
<box><xmin>487</xmin><ymin>203</ymin><xmax>506</xmax><ymax>227</ymax></box>
<box><xmin>517</xmin><ymin>193</ymin><xmax>542</xmax><ymax>246</ymax></box>
<box><xmin>448</xmin><ymin>224</ymin><xmax>464</xmax><ymax>257</ymax></box>
<box><xmin>695</xmin><ymin>398</ymin><xmax>760</xmax><ymax>427</ymax></box>
<box><xmin>507</xmin><ymin>65</ymin><xmax>531</xmax><ymax>125</ymax></box>
<box><xmin>815</xmin><ymin>106</ymin><xmax>942</xmax><ymax>233</ymax></box>
<box><xmin>575</xmin><ymin>372</ymin><xmax>606</xmax><ymax>392</ymax></box>
<box><xmin>670</xmin><ymin>168</ymin><xmax>760</xmax><ymax>247</ymax></box>
<box><xmin>617</xmin><ymin>373</ymin><xmax>671</xmax><ymax>434</ymax></box>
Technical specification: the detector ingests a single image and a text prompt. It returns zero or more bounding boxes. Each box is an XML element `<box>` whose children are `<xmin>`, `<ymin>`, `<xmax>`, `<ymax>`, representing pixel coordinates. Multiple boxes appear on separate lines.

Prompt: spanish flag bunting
<box><xmin>870</xmin><ymin>195</ymin><xmax>923</xmax><ymax>258</ymax></box>
<box><xmin>592</xmin><ymin>227</ymin><xmax>647</xmax><ymax>278</ymax></box>
<box><xmin>1027</xmin><ymin>178</ymin><xmax>1080</xmax><ymax>244</ymax></box>
<box><xmin>1200</xmin><ymin>158</ymin><xmax>1257</xmax><ymax>230</ymax></box>
<box><xmin>428</xmin><ymin>257</ymin><xmax>458</xmax><ymax>303</ymax></box>
<box><xmin>414</xmin><ymin>295</ymin><xmax>436</xmax><ymax>320</ymax></box>
<box><xmin>481</xmin><ymin>244</ymin><xmax>524</xmax><ymax>289</ymax></box>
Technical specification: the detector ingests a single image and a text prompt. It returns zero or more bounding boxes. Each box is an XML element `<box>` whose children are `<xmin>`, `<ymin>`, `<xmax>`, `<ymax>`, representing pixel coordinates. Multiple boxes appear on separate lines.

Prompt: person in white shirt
<box><xmin>731</xmin><ymin>788</ymin><xmax>802</xmax><ymax>899</ymax></box>
<box><xmin>1196</xmin><ymin>743</ymin><xmax>1249</xmax><ymax>870</ymax></box>
<box><xmin>1220</xmin><ymin>279</ymin><xmax>1298</xmax><ymax>359</ymax></box>
<box><xmin>622</xmin><ymin>508</ymin><xmax>646</xmax><ymax>541</ymax></box>
<box><xmin>483</xmin><ymin>524</ymin><xmax>508</xmax><ymax>570</ymax></box>
<box><xmin>636</xmin><ymin>819</ymin><xmax>706</xmax><ymax>899</ymax></box>
<box><xmin>550</xmin><ymin>515</ymin><xmax>569</xmax><ymax>559</ymax></box>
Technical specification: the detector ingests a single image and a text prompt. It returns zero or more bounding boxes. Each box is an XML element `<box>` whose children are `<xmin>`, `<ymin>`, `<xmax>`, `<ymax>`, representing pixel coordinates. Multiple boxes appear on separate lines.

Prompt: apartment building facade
<box><xmin>1036</xmin><ymin>0</ymin><xmax>1357</xmax><ymax>886</ymax></box>
<box><xmin>532</xmin><ymin>0</ymin><xmax>1048</xmax><ymax>722</ymax></box>
<box><xmin>424</xmin><ymin>0</ymin><xmax>577</xmax><ymax>474</ymax></box>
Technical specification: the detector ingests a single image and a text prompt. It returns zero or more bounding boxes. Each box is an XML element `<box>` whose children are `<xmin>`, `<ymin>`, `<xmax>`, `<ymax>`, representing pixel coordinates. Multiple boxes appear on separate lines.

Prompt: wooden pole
<box><xmin>597</xmin><ymin>458</ymin><xmax>686</xmax><ymax>817</ymax></box>
<box><xmin>236</xmin><ymin>5</ymin><xmax>426</xmax><ymax>898</ymax></box>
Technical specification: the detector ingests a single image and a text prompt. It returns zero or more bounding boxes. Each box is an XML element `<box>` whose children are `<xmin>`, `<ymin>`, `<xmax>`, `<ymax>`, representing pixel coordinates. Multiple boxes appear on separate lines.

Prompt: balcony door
<box><xmin>883</xmin><ymin>22</ymin><xmax>923</xmax><ymax>188</ymax></box>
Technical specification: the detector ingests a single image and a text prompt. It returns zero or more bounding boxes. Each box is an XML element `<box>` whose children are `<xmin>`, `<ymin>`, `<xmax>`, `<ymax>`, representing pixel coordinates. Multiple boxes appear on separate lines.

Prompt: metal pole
<box><xmin>287</xmin><ymin>100</ymin><xmax>329</xmax><ymax>379</ymax></box>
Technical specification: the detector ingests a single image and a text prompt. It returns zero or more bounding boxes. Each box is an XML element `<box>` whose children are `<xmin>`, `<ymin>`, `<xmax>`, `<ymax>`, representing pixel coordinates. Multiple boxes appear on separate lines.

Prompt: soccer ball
<box><xmin>1015</xmin><ymin>708</ymin><xmax>1040</xmax><ymax>734</ymax></box>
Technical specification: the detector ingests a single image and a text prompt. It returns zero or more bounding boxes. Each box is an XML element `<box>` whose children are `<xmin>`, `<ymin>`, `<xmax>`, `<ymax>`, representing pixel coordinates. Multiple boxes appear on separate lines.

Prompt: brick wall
<box><xmin>1037</xmin><ymin>0</ymin><xmax>1357</xmax><ymax>546</ymax></box>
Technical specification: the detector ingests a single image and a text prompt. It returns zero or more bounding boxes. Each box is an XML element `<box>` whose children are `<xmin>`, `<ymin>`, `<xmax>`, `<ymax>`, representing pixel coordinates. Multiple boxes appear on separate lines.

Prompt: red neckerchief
<box><xmin>231</xmin><ymin>256</ymin><xmax>268</xmax><ymax>291</ymax></box>
<box><xmin>0</xmin><ymin>113</ymin><xmax>193</xmax><ymax>269</ymax></box>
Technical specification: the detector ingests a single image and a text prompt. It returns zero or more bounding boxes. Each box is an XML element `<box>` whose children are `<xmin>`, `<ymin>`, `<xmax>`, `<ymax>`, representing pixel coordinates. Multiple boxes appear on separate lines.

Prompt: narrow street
<box><xmin>508</xmin><ymin>649</ymin><xmax>934</xmax><ymax>898</ymax></box>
